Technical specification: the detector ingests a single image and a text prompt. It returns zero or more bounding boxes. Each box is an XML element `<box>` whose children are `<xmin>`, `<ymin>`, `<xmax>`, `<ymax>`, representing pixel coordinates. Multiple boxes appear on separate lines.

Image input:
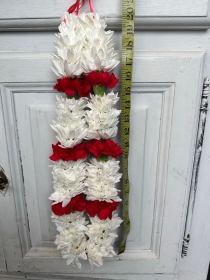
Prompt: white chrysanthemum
<box><xmin>86</xmin><ymin>241</ymin><xmax>104</xmax><ymax>267</ymax></box>
<box><xmin>52</xmin><ymin>52</ymin><xmax>83</xmax><ymax>78</ymax></box>
<box><xmin>52</xmin><ymin>12</ymin><xmax>119</xmax><ymax>77</ymax></box>
<box><xmin>55</xmin><ymin>95</ymin><xmax>87</xmax><ymax>122</ymax></box>
<box><xmin>55</xmin><ymin>95</ymin><xmax>87</xmax><ymax>111</ymax></box>
<box><xmin>51</xmin><ymin>96</ymin><xmax>87</xmax><ymax>148</ymax></box>
<box><xmin>84</xmin><ymin>158</ymin><xmax>122</xmax><ymax>201</ymax></box>
<box><xmin>85</xmin><ymin>92</ymin><xmax>121</xmax><ymax>140</ymax></box>
<box><xmin>52</xmin><ymin>13</ymin><xmax>84</xmax><ymax>77</ymax></box>
<box><xmin>51</xmin><ymin>124</ymin><xmax>87</xmax><ymax>148</ymax></box>
<box><xmin>55</xmin><ymin>228</ymin><xmax>87</xmax><ymax>269</ymax></box>
<box><xmin>88</xmin><ymin>91</ymin><xmax>120</xmax><ymax>108</ymax></box>
<box><xmin>82</xmin><ymin>28</ymin><xmax>119</xmax><ymax>73</ymax></box>
<box><xmin>86</xmin><ymin>215</ymin><xmax>122</xmax><ymax>266</ymax></box>
<box><xmin>49</xmin><ymin>160</ymin><xmax>86</xmax><ymax>206</ymax></box>
<box><xmin>86</xmin><ymin>239</ymin><xmax>115</xmax><ymax>267</ymax></box>
<box><xmin>78</xmin><ymin>12</ymin><xmax>107</xmax><ymax>29</ymax></box>
<box><xmin>87</xmin><ymin>214</ymin><xmax>123</xmax><ymax>238</ymax></box>
<box><xmin>51</xmin><ymin>212</ymin><xmax>88</xmax><ymax>232</ymax></box>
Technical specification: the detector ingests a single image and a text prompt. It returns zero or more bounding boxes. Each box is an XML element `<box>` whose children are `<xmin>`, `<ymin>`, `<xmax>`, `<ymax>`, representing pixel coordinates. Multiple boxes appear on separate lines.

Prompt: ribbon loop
<box><xmin>68</xmin><ymin>0</ymin><xmax>94</xmax><ymax>15</ymax></box>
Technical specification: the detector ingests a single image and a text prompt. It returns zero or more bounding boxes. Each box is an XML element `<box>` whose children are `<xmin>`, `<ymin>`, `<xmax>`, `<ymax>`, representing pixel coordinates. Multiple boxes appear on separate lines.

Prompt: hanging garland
<box><xmin>49</xmin><ymin>0</ymin><xmax>124</xmax><ymax>268</ymax></box>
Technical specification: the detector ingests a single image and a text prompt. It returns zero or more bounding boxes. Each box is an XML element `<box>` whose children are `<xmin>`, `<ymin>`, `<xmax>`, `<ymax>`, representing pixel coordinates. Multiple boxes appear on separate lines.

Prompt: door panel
<box><xmin>0</xmin><ymin>51</ymin><xmax>205</xmax><ymax>276</ymax></box>
<box><xmin>128</xmin><ymin>84</ymin><xmax>174</xmax><ymax>254</ymax></box>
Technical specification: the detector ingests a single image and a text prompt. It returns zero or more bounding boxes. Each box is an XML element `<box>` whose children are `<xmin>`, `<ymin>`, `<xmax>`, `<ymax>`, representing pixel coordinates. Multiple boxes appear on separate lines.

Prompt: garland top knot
<box><xmin>68</xmin><ymin>0</ymin><xmax>94</xmax><ymax>15</ymax></box>
<box><xmin>49</xmin><ymin>2</ymin><xmax>123</xmax><ymax>269</ymax></box>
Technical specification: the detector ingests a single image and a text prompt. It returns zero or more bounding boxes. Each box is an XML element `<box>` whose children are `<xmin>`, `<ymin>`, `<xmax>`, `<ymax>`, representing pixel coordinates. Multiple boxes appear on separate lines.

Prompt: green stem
<box><xmin>66</xmin><ymin>92</ymin><xmax>79</xmax><ymax>99</ymax></box>
<box><xmin>97</xmin><ymin>154</ymin><xmax>108</xmax><ymax>162</ymax></box>
<box><xmin>93</xmin><ymin>85</ymin><xmax>106</xmax><ymax>96</ymax></box>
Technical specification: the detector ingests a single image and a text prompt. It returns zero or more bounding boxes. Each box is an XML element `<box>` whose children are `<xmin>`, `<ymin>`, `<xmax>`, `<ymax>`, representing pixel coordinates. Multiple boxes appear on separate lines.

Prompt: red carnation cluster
<box><xmin>52</xmin><ymin>195</ymin><xmax>119</xmax><ymax>220</ymax></box>
<box><xmin>50</xmin><ymin>140</ymin><xmax>123</xmax><ymax>162</ymax></box>
<box><xmin>52</xmin><ymin>194</ymin><xmax>86</xmax><ymax>216</ymax></box>
<box><xmin>54</xmin><ymin>77</ymin><xmax>91</xmax><ymax>97</ymax></box>
<box><xmin>53</xmin><ymin>72</ymin><xmax>119</xmax><ymax>98</ymax></box>
<box><xmin>84</xmin><ymin>71</ymin><xmax>119</xmax><ymax>89</ymax></box>
<box><xmin>86</xmin><ymin>200</ymin><xmax>120</xmax><ymax>220</ymax></box>
<box><xmin>50</xmin><ymin>142</ymin><xmax>89</xmax><ymax>161</ymax></box>
<box><xmin>88</xmin><ymin>139</ymin><xmax>123</xmax><ymax>158</ymax></box>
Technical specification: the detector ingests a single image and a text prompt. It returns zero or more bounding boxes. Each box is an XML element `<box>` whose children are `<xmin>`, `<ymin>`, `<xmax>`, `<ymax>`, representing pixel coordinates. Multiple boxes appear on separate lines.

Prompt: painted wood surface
<box><xmin>182</xmin><ymin>77</ymin><xmax>210</xmax><ymax>257</ymax></box>
<box><xmin>0</xmin><ymin>0</ymin><xmax>209</xmax><ymax>31</ymax></box>
<box><xmin>0</xmin><ymin>51</ymin><xmax>205</xmax><ymax>278</ymax></box>
<box><xmin>1</xmin><ymin>2</ymin><xmax>210</xmax><ymax>278</ymax></box>
<box><xmin>0</xmin><ymin>272</ymin><xmax>177</xmax><ymax>280</ymax></box>
<box><xmin>0</xmin><ymin>0</ymin><xmax>208</xmax><ymax>18</ymax></box>
<box><xmin>0</xmin><ymin>231</ymin><xmax>6</xmax><ymax>272</ymax></box>
<box><xmin>0</xmin><ymin>272</ymin><xmax>207</xmax><ymax>280</ymax></box>
<box><xmin>0</xmin><ymin>81</ymin><xmax>23</xmax><ymax>271</ymax></box>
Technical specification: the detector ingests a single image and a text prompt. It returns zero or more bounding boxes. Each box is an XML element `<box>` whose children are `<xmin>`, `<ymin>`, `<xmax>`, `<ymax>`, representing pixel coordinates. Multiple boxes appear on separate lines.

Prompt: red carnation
<box><xmin>70</xmin><ymin>194</ymin><xmax>86</xmax><ymax>212</ymax></box>
<box><xmin>98</xmin><ymin>201</ymin><xmax>119</xmax><ymax>220</ymax></box>
<box><xmin>50</xmin><ymin>142</ymin><xmax>89</xmax><ymax>161</ymax></box>
<box><xmin>86</xmin><ymin>200</ymin><xmax>120</xmax><ymax>220</ymax></box>
<box><xmin>78</xmin><ymin>80</ymin><xmax>92</xmax><ymax>97</ymax></box>
<box><xmin>87</xmin><ymin>139</ymin><xmax>123</xmax><ymax>158</ymax></box>
<box><xmin>84</xmin><ymin>71</ymin><xmax>119</xmax><ymax>89</ymax></box>
<box><xmin>51</xmin><ymin>201</ymin><xmax>72</xmax><ymax>216</ymax></box>
<box><xmin>52</xmin><ymin>194</ymin><xmax>86</xmax><ymax>216</ymax></box>
<box><xmin>54</xmin><ymin>77</ymin><xmax>75</xmax><ymax>97</ymax></box>
<box><xmin>86</xmin><ymin>200</ymin><xmax>99</xmax><ymax>217</ymax></box>
<box><xmin>54</xmin><ymin>77</ymin><xmax>91</xmax><ymax>97</ymax></box>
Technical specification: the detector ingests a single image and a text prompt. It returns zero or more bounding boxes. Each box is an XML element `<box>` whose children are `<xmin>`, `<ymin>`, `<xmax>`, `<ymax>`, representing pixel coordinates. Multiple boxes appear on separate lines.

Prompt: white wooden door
<box><xmin>0</xmin><ymin>51</ymin><xmax>205</xmax><ymax>278</ymax></box>
<box><xmin>1</xmin><ymin>0</ymin><xmax>210</xmax><ymax>279</ymax></box>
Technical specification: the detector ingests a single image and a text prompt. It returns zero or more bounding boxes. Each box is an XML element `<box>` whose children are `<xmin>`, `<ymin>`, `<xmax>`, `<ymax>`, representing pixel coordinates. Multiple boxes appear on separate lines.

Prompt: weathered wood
<box><xmin>0</xmin><ymin>84</ymin><xmax>23</xmax><ymax>271</ymax></box>
<box><xmin>181</xmin><ymin>77</ymin><xmax>210</xmax><ymax>258</ymax></box>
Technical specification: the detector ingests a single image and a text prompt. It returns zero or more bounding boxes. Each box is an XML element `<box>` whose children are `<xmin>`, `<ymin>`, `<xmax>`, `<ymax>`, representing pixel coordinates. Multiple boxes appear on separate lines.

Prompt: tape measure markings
<box><xmin>118</xmin><ymin>0</ymin><xmax>135</xmax><ymax>255</ymax></box>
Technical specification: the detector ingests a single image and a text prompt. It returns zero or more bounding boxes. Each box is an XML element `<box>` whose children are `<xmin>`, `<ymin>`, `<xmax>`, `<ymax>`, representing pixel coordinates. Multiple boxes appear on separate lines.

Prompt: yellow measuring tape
<box><xmin>118</xmin><ymin>0</ymin><xmax>135</xmax><ymax>254</ymax></box>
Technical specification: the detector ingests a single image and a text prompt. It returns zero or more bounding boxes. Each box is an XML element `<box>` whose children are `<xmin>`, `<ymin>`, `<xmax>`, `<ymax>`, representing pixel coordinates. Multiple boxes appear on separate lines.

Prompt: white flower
<box><xmin>52</xmin><ymin>12</ymin><xmax>119</xmax><ymax>77</ymax></box>
<box><xmin>49</xmin><ymin>160</ymin><xmax>86</xmax><ymax>206</ymax></box>
<box><xmin>88</xmin><ymin>91</ymin><xmax>120</xmax><ymax>108</ymax></box>
<box><xmin>51</xmin><ymin>96</ymin><xmax>87</xmax><ymax>148</ymax></box>
<box><xmin>55</xmin><ymin>95</ymin><xmax>87</xmax><ymax>123</ymax></box>
<box><xmin>52</xmin><ymin>53</ymin><xmax>83</xmax><ymax>78</ymax></box>
<box><xmin>55</xmin><ymin>228</ymin><xmax>87</xmax><ymax>269</ymax></box>
<box><xmin>52</xmin><ymin>13</ymin><xmax>84</xmax><ymax>77</ymax></box>
<box><xmin>86</xmin><ymin>215</ymin><xmax>122</xmax><ymax>266</ymax></box>
<box><xmin>51</xmin><ymin>212</ymin><xmax>88</xmax><ymax>232</ymax></box>
<box><xmin>78</xmin><ymin>12</ymin><xmax>107</xmax><ymax>29</ymax></box>
<box><xmin>55</xmin><ymin>95</ymin><xmax>87</xmax><ymax>108</ymax></box>
<box><xmin>86</xmin><ymin>241</ymin><xmax>104</xmax><ymax>267</ymax></box>
<box><xmin>51</xmin><ymin>124</ymin><xmax>87</xmax><ymax>148</ymax></box>
<box><xmin>87</xmin><ymin>214</ymin><xmax>123</xmax><ymax>239</ymax></box>
<box><xmin>82</xmin><ymin>28</ymin><xmax>119</xmax><ymax>73</ymax></box>
<box><xmin>85</xmin><ymin>92</ymin><xmax>121</xmax><ymax>140</ymax></box>
<box><xmin>85</xmin><ymin>158</ymin><xmax>122</xmax><ymax>202</ymax></box>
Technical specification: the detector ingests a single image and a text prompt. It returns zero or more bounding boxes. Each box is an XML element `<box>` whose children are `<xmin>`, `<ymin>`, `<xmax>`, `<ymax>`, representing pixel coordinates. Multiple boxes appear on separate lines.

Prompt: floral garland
<box><xmin>49</xmin><ymin>3</ymin><xmax>123</xmax><ymax>269</ymax></box>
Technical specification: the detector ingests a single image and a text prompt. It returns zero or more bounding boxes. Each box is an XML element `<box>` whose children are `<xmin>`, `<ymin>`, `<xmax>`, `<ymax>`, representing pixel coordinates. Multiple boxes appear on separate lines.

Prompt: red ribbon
<box><xmin>68</xmin><ymin>0</ymin><xmax>94</xmax><ymax>15</ymax></box>
<box><xmin>88</xmin><ymin>0</ymin><xmax>94</xmax><ymax>12</ymax></box>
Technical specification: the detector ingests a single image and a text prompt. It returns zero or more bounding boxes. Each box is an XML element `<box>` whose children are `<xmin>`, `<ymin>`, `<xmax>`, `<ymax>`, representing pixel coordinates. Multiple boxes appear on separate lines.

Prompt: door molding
<box><xmin>1</xmin><ymin>15</ymin><xmax>210</xmax><ymax>32</ymax></box>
